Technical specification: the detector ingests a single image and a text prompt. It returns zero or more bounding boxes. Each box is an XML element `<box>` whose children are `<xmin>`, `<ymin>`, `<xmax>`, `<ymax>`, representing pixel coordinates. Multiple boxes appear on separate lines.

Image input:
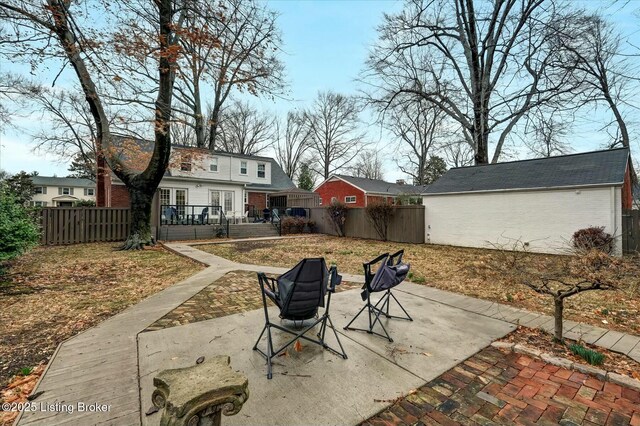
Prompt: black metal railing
<box><xmin>160</xmin><ymin>204</ymin><xmax>230</xmax><ymax>236</ymax></box>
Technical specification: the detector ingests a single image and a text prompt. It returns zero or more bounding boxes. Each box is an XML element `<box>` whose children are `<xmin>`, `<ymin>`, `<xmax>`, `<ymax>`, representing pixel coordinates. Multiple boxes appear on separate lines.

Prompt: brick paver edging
<box><xmin>491</xmin><ymin>341</ymin><xmax>640</xmax><ymax>392</ymax></box>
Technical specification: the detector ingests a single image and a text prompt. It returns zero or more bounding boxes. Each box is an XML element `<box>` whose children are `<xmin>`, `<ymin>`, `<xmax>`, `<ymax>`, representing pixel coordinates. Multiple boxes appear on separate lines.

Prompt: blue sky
<box><xmin>0</xmin><ymin>0</ymin><xmax>637</xmax><ymax>182</ymax></box>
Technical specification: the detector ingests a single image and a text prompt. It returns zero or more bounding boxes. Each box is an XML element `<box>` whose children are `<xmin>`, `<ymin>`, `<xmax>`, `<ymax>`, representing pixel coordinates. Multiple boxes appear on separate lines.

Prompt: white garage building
<box><xmin>422</xmin><ymin>148</ymin><xmax>633</xmax><ymax>255</ymax></box>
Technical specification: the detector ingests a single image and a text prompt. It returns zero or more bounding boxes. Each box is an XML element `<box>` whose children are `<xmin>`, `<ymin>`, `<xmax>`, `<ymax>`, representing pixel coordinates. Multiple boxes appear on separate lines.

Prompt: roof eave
<box><xmin>421</xmin><ymin>181</ymin><xmax>625</xmax><ymax>196</ymax></box>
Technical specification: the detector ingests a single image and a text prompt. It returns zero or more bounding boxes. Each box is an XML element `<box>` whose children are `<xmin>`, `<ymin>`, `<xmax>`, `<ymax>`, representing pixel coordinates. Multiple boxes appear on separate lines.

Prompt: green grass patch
<box><xmin>569</xmin><ymin>343</ymin><xmax>604</xmax><ymax>366</ymax></box>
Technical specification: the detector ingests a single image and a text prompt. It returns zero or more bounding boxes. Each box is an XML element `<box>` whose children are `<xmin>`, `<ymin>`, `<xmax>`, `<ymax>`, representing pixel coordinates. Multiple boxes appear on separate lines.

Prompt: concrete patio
<box><xmin>14</xmin><ymin>238</ymin><xmax>640</xmax><ymax>425</ymax></box>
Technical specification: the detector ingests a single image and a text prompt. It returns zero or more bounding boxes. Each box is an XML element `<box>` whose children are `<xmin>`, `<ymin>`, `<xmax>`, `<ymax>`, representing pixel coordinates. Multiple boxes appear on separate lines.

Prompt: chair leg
<box><xmin>389</xmin><ymin>291</ymin><xmax>413</xmax><ymax>321</ymax></box>
<box><xmin>344</xmin><ymin>293</ymin><xmax>394</xmax><ymax>342</ymax></box>
<box><xmin>266</xmin><ymin>324</ymin><xmax>273</xmax><ymax>380</ymax></box>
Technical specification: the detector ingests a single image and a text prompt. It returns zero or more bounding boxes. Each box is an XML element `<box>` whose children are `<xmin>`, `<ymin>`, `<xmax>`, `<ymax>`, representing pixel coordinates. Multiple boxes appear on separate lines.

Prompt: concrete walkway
<box><xmin>15</xmin><ymin>238</ymin><xmax>640</xmax><ymax>425</ymax></box>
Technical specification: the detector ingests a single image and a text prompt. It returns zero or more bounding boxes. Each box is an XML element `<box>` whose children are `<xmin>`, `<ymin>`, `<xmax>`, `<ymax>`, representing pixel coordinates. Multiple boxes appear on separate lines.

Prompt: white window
<box><xmin>224</xmin><ymin>191</ymin><xmax>233</xmax><ymax>212</ymax></box>
<box><xmin>257</xmin><ymin>163</ymin><xmax>266</xmax><ymax>178</ymax></box>
<box><xmin>345</xmin><ymin>196</ymin><xmax>357</xmax><ymax>203</ymax></box>
<box><xmin>60</xmin><ymin>187</ymin><xmax>71</xmax><ymax>195</ymax></box>
<box><xmin>210</xmin><ymin>158</ymin><xmax>218</xmax><ymax>172</ymax></box>
<box><xmin>175</xmin><ymin>189</ymin><xmax>187</xmax><ymax>216</ymax></box>
<box><xmin>34</xmin><ymin>186</ymin><xmax>45</xmax><ymax>194</ymax></box>
<box><xmin>244</xmin><ymin>191</ymin><xmax>248</xmax><ymax>204</ymax></box>
<box><xmin>319</xmin><ymin>198</ymin><xmax>322</xmax><ymax>206</ymax></box>
<box><xmin>159</xmin><ymin>188</ymin><xmax>170</xmax><ymax>207</ymax></box>
<box><xmin>331</xmin><ymin>197</ymin><xmax>337</xmax><ymax>203</ymax></box>
<box><xmin>31</xmin><ymin>201</ymin><xmax>47</xmax><ymax>207</ymax></box>
<box><xmin>84</xmin><ymin>188</ymin><xmax>95</xmax><ymax>196</ymax></box>
<box><xmin>240</xmin><ymin>161</ymin><xmax>248</xmax><ymax>175</ymax></box>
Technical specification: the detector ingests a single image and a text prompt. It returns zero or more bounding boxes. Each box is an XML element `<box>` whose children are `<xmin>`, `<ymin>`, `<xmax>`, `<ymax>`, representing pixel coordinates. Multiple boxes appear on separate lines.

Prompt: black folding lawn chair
<box><xmin>253</xmin><ymin>258</ymin><xmax>348</xmax><ymax>379</ymax></box>
<box><xmin>343</xmin><ymin>250</ymin><xmax>412</xmax><ymax>342</ymax></box>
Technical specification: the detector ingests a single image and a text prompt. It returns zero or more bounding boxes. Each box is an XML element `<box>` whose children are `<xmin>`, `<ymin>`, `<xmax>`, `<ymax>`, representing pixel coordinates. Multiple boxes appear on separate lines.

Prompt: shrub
<box><xmin>281</xmin><ymin>216</ymin><xmax>305</xmax><ymax>234</ymax></box>
<box><xmin>306</xmin><ymin>220</ymin><xmax>316</xmax><ymax>233</ymax></box>
<box><xmin>572</xmin><ymin>226</ymin><xmax>614</xmax><ymax>254</ymax></box>
<box><xmin>75</xmin><ymin>199</ymin><xmax>96</xmax><ymax>207</ymax></box>
<box><xmin>0</xmin><ymin>190</ymin><xmax>40</xmax><ymax>263</ymax></box>
<box><xmin>365</xmin><ymin>201</ymin><xmax>394</xmax><ymax>241</ymax></box>
<box><xmin>326</xmin><ymin>200</ymin><xmax>348</xmax><ymax>237</ymax></box>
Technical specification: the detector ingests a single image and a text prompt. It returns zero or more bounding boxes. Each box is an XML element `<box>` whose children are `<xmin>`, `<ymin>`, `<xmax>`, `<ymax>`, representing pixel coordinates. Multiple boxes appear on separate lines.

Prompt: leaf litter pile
<box><xmin>199</xmin><ymin>236</ymin><xmax>640</xmax><ymax>336</ymax></box>
<box><xmin>0</xmin><ymin>242</ymin><xmax>203</xmax><ymax>421</ymax></box>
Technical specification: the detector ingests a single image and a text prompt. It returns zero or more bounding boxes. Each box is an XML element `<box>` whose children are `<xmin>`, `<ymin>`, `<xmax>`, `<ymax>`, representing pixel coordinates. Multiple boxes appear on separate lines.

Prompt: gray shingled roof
<box><xmin>32</xmin><ymin>176</ymin><xmax>95</xmax><ymax>187</ymax></box>
<box><xmin>424</xmin><ymin>148</ymin><xmax>630</xmax><ymax>195</ymax></box>
<box><xmin>335</xmin><ymin>175</ymin><xmax>426</xmax><ymax>195</ymax></box>
<box><xmin>110</xmin><ymin>135</ymin><xmax>294</xmax><ymax>190</ymax></box>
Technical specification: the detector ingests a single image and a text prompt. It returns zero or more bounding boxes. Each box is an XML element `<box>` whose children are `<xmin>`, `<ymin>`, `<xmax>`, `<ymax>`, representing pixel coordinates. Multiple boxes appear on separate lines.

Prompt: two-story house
<box><xmin>31</xmin><ymin>176</ymin><xmax>96</xmax><ymax>207</ymax></box>
<box><xmin>108</xmin><ymin>145</ymin><xmax>295</xmax><ymax>219</ymax></box>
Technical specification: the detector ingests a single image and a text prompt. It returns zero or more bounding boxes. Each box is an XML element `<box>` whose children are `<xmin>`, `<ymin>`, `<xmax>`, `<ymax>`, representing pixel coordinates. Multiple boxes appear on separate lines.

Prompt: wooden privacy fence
<box><xmin>39</xmin><ymin>207</ymin><xmax>130</xmax><ymax>245</ymax></box>
<box><xmin>309</xmin><ymin>205</ymin><xmax>425</xmax><ymax>244</ymax></box>
<box><xmin>622</xmin><ymin>209</ymin><xmax>639</xmax><ymax>254</ymax></box>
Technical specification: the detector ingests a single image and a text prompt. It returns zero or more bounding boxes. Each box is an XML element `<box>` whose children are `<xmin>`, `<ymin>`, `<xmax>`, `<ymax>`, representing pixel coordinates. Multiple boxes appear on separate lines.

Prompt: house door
<box><xmin>223</xmin><ymin>191</ymin><xmax>233</xmax><ymax>214</ymax></box>
<box><xmin>175</xmin><ymin>189</ymin><xmax>187</xmax><ymax>217</ymax></box>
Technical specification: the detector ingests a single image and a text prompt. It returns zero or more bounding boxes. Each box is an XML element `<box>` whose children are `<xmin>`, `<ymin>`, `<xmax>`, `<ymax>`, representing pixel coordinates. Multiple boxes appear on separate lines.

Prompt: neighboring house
<box><xmin>31</xmin><ymin>176</ymin><xmax>96</xmax><ymax>207</ymax></box>
<box><xmin>422</xmin><ymin>148</ymin><xmax>633</xmax><ymax>255</ymax></box>
<box><xmin>108</xmin><ymin>145</ymin><xmax>295</xmax><ymax>219</ymax></box>
<box><xmin>314</xmin><ymin>174</ymin><xmax>425</xmax><ymax>207</ymax></box>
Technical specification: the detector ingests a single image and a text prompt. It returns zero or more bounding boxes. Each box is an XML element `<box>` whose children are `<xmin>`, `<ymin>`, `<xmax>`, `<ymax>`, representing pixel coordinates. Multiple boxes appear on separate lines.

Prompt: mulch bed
<box><xmin>499</xmin><ymin>326</ymin><xmax>640</xmax><ymax>381</ymax></box>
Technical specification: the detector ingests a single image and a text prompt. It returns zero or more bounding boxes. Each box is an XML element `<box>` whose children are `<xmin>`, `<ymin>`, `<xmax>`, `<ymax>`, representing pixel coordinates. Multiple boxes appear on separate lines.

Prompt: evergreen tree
<box><xmin>297</xmin><ymin>163</ymin><xmax>314</xmax><ymax>190</ymax></box>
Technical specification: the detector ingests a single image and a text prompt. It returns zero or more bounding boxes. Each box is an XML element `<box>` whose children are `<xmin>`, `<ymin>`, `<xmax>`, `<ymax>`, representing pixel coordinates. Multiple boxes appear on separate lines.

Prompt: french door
<box><xmin>210</xmin><ymin>190</ymin><xmax>234</xmax><ymax>215</ymax></box>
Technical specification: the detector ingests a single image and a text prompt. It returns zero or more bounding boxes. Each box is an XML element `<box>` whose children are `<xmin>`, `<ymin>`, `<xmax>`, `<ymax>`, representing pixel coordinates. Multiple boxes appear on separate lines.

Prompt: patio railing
<box><xmin>160</xmin><ymin>204</ymin><xmax>230</xmax><ymax>236</ymax></box>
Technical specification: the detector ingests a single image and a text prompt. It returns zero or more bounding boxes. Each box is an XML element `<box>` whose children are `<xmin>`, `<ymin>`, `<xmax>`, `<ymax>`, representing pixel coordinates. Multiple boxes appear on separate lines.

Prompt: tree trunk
<box><xmin>208</xmin><ymin>106</ymin><xmax>221</xmax><ymax>150</ymax></box>
<box><xmin>120</xmin><ymin>185</ymin><xmax>154</xmax><ymax>250</ymax></box>
<box><xmin>553</xmin><ymin>297</ymin><xmax>564</xmax><ymax>342</ymax></box>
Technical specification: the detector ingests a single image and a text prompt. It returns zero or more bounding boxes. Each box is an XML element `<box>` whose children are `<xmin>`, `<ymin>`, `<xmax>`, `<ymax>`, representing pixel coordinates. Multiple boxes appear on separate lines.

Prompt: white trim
<box><xmin>314</xmin><ymin>174</ymin><xmax>368</xmax><ymax>194</ymax></box>
<box><xmin>345</xmin><ymin>195</ymin><xmax>356</xmax><ymax>203</ymax></box>
<box><xmin>421</xmin><ymin>182</ymin><xmax>624</xmax><ymax>197</ymax></box>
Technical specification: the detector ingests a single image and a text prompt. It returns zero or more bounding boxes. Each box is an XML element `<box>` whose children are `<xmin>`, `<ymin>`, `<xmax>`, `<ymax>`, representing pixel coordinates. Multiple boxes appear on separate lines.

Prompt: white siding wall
<box><xmin>158</xmin><ymin>179</ymin><xmax>244</xmax><ymax>215</ymax></box>
<box><xmin>32</xmin><ymin>186</ymin><xmax>96</xmax><ymax>206</ymax></box>
<box><xmin>170</xmin><ymin>152</ymin><xmax>272</xmax><ymax>184</ymax></box>
<box><xmin>423</xmin><ymin>187</ymin><xmax>623</xmax><ymax>255</ymax></box>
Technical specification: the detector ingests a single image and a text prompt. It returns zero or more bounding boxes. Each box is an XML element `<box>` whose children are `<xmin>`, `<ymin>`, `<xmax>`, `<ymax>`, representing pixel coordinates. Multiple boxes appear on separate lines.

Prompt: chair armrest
<box><xmin>328</xmin><ymin>265</ymin><xmax>342</xmax><ymax>292</ymax></box>
<box><xmin>258</xmin><ymin>273</ymin><xmax>280</xmax><ymax>303</ymax></box>
<box><xmin>388</xmin><ymin>250</ymin><xmax>404</xmax><ymax>265</ymax></box>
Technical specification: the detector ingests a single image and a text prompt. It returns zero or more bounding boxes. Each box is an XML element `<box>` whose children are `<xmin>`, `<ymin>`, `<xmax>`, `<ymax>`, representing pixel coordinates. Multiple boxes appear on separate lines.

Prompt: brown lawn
<box><xmin>0</xmin><ymin>243</ymin><xmax>203</xmax><ymax>389</ymax></box>
<box><xmin>198</xmin><ymin>236</ymin><xmax>640</xmax><ymax>336</ymax></box>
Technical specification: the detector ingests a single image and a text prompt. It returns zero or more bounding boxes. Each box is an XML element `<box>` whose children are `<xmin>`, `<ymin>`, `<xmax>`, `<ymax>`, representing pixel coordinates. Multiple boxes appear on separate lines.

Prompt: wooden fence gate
<box><xmin>622</xmin><ymin>209</ymin><xmax>639</xmax><ymax>254</ymax></box>
<box><xmin>39</xmin><ymin>207</ymin><xmax>130</xmax><ymax>245</ymax></box>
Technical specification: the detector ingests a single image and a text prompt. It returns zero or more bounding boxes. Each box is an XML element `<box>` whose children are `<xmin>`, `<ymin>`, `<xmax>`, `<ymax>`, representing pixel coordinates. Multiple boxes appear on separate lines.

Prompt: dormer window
<box><xmin>257</xmin><ymin>163</ymin><xmax>266</xmax><ymax>178</ymax></box>
<box><xmin>210</xmin><ymin>158</ymin><xmax>218</xmax><ymax>172</ymax></box>
<box><xmin>240</xmin><ymin>161</ymin><xmax>248</xmax><ymax>175</ymax></box>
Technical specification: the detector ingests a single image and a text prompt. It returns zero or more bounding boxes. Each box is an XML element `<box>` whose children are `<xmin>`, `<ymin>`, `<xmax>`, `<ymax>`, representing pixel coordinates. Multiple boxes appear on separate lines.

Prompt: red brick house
<box><xmin>314</xmin><ymin>174</ymin><xmax>425</xmax><ymax>207</ymax></box>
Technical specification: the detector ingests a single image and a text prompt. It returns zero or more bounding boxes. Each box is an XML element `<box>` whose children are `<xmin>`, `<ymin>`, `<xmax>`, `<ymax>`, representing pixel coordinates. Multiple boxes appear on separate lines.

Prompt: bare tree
<box><xmin>558</xmin><ymin>14</ymin><xmax>637</xmax><ymax>181</ymax></box>
<box><xmin>306</xmin><ymin>91</ymin><xmax>365</xmax><ymax>179</ymax></box>
<box><xmin>203</xmin><ymin>0</ymin><xmax>286</xmax><ymax>149</ymax></box>
<box><xmin>493</xmin><ymin>241</ymin><xmax>627</xmax><ymax>342</ymax></box>
<box><xmin>363</xmin><ymin>0</ymin><xmax>583</xmax><ymax>165</ymax></box>
<box><xmin>522</xmin><ymin>111</ymin><xmax>571</xmax><ymax>158</ymax></box>
<box><xmin>1</xmin><ymin>0</ymin><xmax>185</xmax><ymax>249</ymax></box>
<box><xmin>24</xmin><ymin>87</ymin><xmax>98</xmax><ymax>174</ymax></box>
<box><xmin>352</xmin><ymin>149</ymin><xmax>384</xmax><ymax>180</ymax></box>
<box><xmin>275</xmin><ymin>110</ymin><xmax>310</xmax><ymax>179</ymax></box>
<box><xmin>384</xmin><ymin>100</ymin><xmax>449</xmax><ymax>185</ymax></box>
<box><xmin>217</xmin><ymin>100</ymin><xmax>275</xmax><ymax>155</ymax></box>
<box><xmin>105</xmin><ymin>0</ymin><xmax>286</xmax><ymax>150</ymax></box>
